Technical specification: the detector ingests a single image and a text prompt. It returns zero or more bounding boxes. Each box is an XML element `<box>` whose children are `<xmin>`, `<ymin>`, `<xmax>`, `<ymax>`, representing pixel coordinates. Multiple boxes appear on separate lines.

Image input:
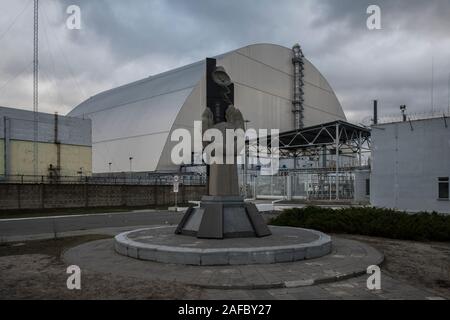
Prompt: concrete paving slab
<box><xmin>63</xmin><ymin>236</ymin><xmax>383</xmax><ymax>290</ymax></box>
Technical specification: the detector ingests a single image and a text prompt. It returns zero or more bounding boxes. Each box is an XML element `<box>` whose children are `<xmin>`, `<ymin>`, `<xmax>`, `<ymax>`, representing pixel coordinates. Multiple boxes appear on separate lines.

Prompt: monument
<box><xmin>175</xmin><ymin>58</ymin><xmax>271</xmax><ymax>239</ymax></box>
<box><xmin>113</xmin><ymin>58</ymin><xmax>332</xmax><ymax>266</ymax></box>
<box><xmin>62</xmin><ymin>51</ymin><xmax>382</xmax><ymax>290</ymax></box>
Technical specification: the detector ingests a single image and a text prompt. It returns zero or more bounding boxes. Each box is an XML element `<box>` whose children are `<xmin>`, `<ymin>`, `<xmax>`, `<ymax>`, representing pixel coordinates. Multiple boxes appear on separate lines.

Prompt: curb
<box><xmin>190</xmin><ymin>252</ymin><xmax>385</xmax><ymax>290</ymax></box>
<box><xmin>114</xmin><ymin>226</ymin><xmax>332</xmax><ymax>266</ymax></box>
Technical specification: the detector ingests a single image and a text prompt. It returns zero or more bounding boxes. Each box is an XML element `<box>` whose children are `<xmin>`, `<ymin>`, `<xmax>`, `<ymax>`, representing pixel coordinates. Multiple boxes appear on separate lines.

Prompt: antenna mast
<box><xmin>33</xmin><ymin>0</ymin><xmax>39</xmax><ymax>177</ymax></box>
<box><xmin>431</xmin><ymin>56</ymin><xmax>434</xmax><ymax>113</ymax></box>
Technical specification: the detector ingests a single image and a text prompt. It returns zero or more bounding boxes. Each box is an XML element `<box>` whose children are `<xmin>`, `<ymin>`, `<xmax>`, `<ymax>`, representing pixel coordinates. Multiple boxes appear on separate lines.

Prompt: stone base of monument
<box><xmin>175</xmin><ymin>196</ymin><xmax>272</xmax><ymax>239</ymax></box>
<box><xmin>114</xmin><ymin>226</ymin><xmax>332</xmax><ymax>266</ymax></box>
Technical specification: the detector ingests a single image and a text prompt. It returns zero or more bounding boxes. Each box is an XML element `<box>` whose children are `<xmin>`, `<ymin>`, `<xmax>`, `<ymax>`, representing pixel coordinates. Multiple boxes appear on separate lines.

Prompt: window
<box><xmin>438</xmin><ymin>177</ymin><xmax>449</xmax><ymax>199</ymax></box>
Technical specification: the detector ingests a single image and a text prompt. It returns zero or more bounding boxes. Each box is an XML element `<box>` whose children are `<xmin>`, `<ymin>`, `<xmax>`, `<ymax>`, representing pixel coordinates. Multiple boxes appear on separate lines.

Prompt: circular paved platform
<box><xmin>63</xmin><ymin>233</ymin><xmax>384</xmax><ymax>289</ymax></box>
<box><xmin>114</xmin><ymin>226</ymin><xmax>332</xmax><ymax>265</ymax></box>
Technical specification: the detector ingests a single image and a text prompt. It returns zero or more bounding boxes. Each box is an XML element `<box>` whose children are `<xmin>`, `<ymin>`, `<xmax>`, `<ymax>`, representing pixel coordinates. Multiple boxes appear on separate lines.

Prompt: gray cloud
<box><xmin>0</xmin><ymin>0</ymin><xmax>449</xmax><ymax>121</ymax></box>
<box><xmin>313</xmin><ymin>0</ymin><xmax>450</xmax><ymax>37</ymax></box>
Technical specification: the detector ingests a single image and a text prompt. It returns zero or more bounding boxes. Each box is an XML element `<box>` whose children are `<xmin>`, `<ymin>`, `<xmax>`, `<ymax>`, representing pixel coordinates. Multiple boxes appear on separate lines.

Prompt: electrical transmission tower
<box><xmin>33</xmin><ymin>0</ymin><xmax>39</xmax><ymax>177</ymax></box>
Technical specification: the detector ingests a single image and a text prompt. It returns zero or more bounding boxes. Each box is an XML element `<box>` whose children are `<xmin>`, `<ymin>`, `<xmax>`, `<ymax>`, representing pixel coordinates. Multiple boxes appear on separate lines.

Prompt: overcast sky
<box><xmin>1</xmin><ymin>0</ymin><xmax>449</xmax><ymax>123</ymax></box>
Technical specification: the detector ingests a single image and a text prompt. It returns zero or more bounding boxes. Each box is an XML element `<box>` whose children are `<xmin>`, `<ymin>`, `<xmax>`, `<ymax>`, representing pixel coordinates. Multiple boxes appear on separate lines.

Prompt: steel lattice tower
<box><xmin>33</xmin><ymin>0</ymin><xmax>39</xmax><ymax>177</ymax></box>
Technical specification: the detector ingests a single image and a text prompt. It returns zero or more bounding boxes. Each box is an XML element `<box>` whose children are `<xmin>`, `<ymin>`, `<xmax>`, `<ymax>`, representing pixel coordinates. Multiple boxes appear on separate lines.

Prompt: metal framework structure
<box><xmin>292</xmin><ymin>44</ymin><xmax>305</xmax><ymax>129</ymax></box>
<box><xmin>247</xmin><ymin>120</ymin><xmax>371</xmax><ymax>200</ymax></box>
<box><xmin>274</xmin><ymin>120</ymin><xmax>371</xmax><ymax>160</ymax></box>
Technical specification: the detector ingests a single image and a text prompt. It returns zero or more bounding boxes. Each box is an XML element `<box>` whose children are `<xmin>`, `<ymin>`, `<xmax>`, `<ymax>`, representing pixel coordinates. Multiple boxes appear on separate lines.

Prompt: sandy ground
<box><xmin>337</xmin><ymin>234</ymin><xmax>450</xmax><ymax>299</ymax></box>
<box><xmin>0</xmin><ymin>234</ymin><xmax>448</xmax><ymax>299</ymax></box>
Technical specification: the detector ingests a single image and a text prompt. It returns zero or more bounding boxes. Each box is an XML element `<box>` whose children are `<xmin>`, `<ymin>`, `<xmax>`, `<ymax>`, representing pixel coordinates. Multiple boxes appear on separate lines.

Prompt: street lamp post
<box><xmin>243</xmin><ymin>120</ymin><xmax>250</xmax><ymax>199</ymax></box>
<box><xmin>447</xmin><ymin>73</ymin><xmax>450</xmax><ymax>116</ymax></box>
<box><xmin>129</xmin><ymin>157</ymin><xmax>134</xmax><ymax>184</ymax></box>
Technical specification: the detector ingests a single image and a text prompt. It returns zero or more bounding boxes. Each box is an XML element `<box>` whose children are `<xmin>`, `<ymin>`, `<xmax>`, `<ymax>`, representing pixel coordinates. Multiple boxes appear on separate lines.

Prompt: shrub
<box><xmin>269</xmin><ymin>206</ymin><xmax>450</xmax><ymax>242</ymax></box>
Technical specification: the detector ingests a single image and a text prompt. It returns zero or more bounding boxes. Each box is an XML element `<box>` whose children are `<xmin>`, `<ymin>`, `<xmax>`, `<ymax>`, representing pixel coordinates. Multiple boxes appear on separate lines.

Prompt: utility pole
<box><xmin>33</xmin><ymin>0</ymin><xmax>39</xmax><ymax>178</ymax></box>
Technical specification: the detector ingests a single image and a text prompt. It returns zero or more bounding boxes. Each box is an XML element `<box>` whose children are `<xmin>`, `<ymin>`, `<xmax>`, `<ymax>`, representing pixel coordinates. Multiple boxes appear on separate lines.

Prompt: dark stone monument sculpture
<box><xmin>175</xmin><ymin>58</ymin><xmax>271</xmax><ymax>239</ymax></box>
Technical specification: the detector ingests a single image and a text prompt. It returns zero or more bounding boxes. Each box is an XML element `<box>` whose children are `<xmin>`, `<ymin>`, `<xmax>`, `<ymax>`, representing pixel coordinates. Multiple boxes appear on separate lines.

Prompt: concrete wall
<box><xmin>371</xmin><ymin>118</ymin><xmax>450</xmax><ymax>213</ymax></box>
<box><xmin>0</xmin><ymin>183</ymin><xmax>206</xmax><ymax>210</ymax></box>
<box><xmin>5</xmin><ymin>140</ymin><xmax>92</xmax><ymax>176</ymax></box>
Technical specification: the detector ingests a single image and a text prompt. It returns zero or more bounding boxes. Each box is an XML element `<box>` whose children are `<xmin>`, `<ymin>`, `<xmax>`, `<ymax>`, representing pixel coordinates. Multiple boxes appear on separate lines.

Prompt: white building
<box><xmin>68</xmin><ymin>43</ymin><xmax>346</xmax><ymax>173</ymax></box>
<box><xmin>371</xmin><ymin>117</ymin><xmax>450</xmax><ymax>213</ymax></box>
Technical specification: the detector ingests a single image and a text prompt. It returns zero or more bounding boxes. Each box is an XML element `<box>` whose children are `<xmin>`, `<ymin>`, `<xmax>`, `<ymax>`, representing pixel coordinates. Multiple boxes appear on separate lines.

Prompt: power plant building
<box><xmin>0</xmin><ymin>107</ymin><xmax>92</xmax><ymax>180</ymax></box>
<box><xmin>371</xmin><ymin>117</ymin><xmax>450</xmax><ymax>213</ymax></box>
<box><xmin>68</xmin><ymin>43</ymin><xmax>346</xmax><ymax>174</ymax></box>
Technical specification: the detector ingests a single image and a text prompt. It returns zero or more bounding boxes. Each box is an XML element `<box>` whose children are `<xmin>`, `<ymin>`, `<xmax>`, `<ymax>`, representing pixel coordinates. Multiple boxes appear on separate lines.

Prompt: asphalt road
<box><xmin>0</xmin><ymin>211</ymin><xmax>183</xmax><ymax>238</ymax></box>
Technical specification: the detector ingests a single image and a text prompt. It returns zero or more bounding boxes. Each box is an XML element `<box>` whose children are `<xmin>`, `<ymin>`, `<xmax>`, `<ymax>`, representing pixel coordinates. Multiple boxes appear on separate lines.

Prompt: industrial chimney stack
<box><xmin>373</xmin><ymin>100</ymin><xmax>378</xmax><ymax>125</ymax></box>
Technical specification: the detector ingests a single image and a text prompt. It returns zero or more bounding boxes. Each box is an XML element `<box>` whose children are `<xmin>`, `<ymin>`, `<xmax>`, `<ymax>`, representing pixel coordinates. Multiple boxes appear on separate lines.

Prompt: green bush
<box><xmin>269</xmin><ymin>206</ymin><xmax>450</xmax><ymax>242</ymax></box>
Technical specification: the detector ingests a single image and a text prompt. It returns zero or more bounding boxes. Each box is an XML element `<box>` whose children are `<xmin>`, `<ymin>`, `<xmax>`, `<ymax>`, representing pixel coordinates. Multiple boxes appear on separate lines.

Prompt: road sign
<box><xmin>173</xmin><ymin>175</ymin><xmax>180</xmax><ymax>193</ymax></box>
<box><xmin>173</xmin><ymin>179</ymin><xmax>179</xmax><ymax>209</ymax></box>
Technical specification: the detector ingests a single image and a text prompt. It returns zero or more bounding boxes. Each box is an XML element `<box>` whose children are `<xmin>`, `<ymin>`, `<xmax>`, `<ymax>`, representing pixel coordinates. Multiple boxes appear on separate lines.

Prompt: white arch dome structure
<box><xmin>68</xmin><ymin>43</ymin><xmax>346</xmax><ymax>173</ymax></box>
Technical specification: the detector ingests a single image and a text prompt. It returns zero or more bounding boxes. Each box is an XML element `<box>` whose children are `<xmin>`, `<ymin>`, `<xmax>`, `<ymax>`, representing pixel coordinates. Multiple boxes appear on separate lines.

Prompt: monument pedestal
<box><xmin>175</xmin><ymin>196</ymin><xmax>271</xmax><ymax>239</ymax></box>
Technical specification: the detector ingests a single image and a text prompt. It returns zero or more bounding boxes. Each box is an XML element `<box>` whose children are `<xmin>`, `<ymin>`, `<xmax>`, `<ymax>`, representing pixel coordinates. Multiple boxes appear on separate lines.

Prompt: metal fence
<box><xmin>375</xmin><ymin>109</ymin><xmax>449</xmax><ymax>125</ymax></box>
<box><xmin>0</xmin><ymin>173</ymin><xmax>207</xmax><ymax>186</ymax></box>
<box><xmin>245</xmin><ymin>170</ymin><xmax>357</xmax><ymax>200</ymax></box>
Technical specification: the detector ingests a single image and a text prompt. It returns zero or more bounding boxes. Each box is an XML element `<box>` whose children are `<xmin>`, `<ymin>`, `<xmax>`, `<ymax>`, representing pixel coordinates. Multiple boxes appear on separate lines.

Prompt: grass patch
<box><xmin>269</xmin><ymin>206</ymin><xmax>450</xmax><ymax>242</ymax></box>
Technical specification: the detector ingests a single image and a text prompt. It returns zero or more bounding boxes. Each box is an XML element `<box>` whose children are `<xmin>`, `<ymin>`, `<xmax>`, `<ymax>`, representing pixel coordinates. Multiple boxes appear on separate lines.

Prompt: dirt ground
<box><xmin>0</xmin><ymin>234</ymin><xmax>449</xmax><ymax>299</ymax></box>
<box><xmin>0</xmin><ymin>236</ymin><xmax>202</xmax><ymax>300</ymax></box>
<box><xmin>337</xmin><ymin>234</ymin><xmax>450</xmax><ymax>299</ymax></box>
